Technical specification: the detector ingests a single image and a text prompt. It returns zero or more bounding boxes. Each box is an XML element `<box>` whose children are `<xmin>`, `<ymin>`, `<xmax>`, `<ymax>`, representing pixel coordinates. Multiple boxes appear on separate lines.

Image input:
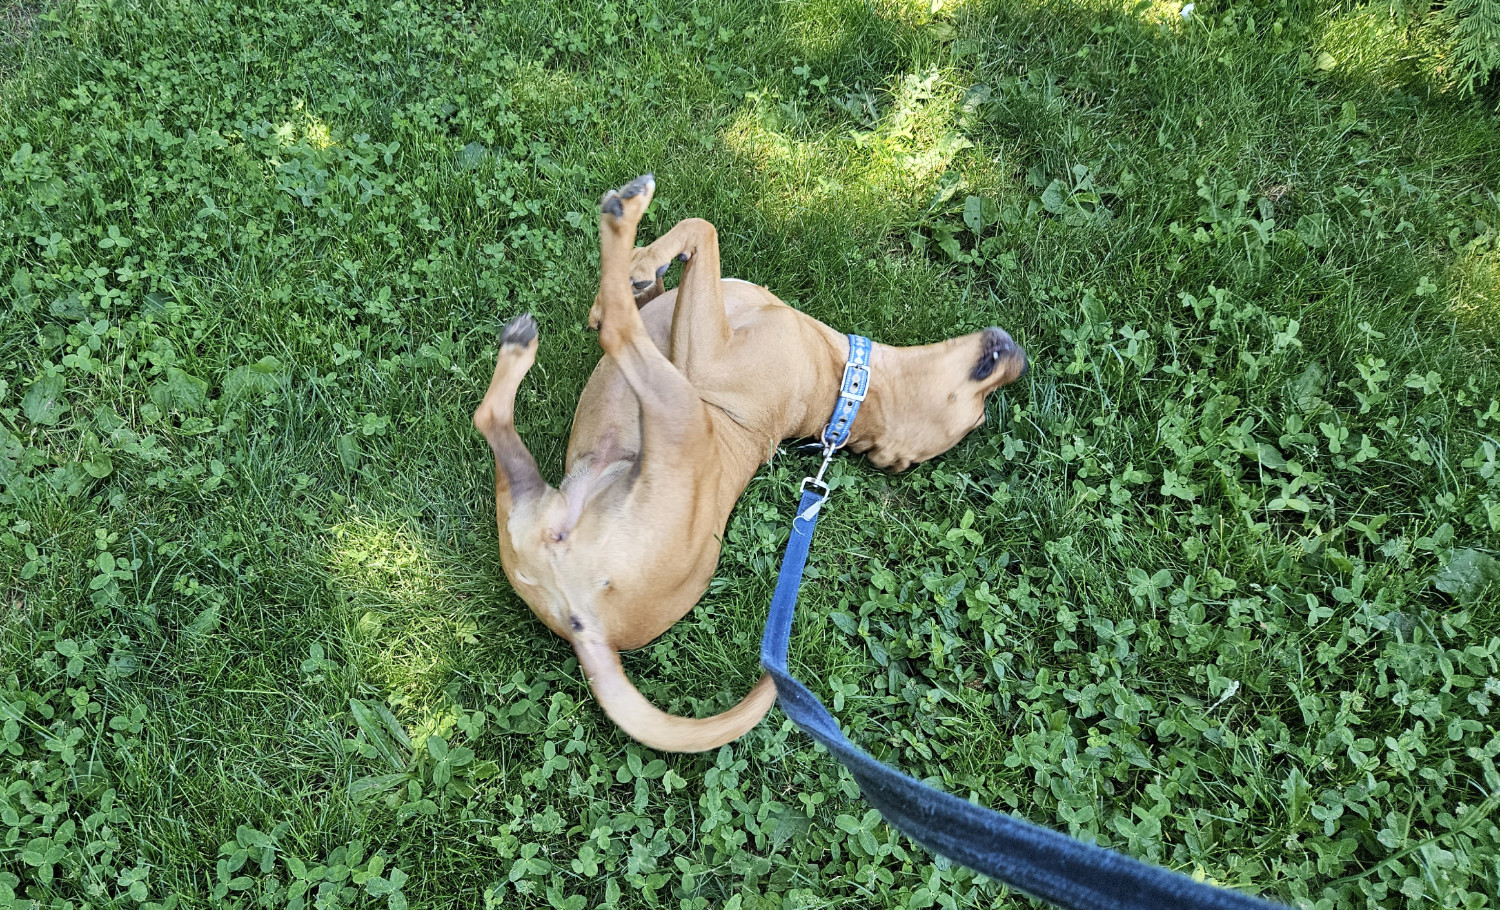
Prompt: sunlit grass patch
<box><xmin>326</xmin><ymin>517</ymin><xmax>491</xmax><ymax>705</ymax></box>
<box><xmin>505</xmin><ymin>58</ymin><xmax>587</xmax><ymax>127</ymax></box>
<box><xmin>1316</xmin><ymin>2</ymin><xmax>1443</xmax><ymax>90</ymax></box>
<box><xmin>1448</xmin><ymin>242</ymin><xmax>1500</xmax><ymax>337</ymax></box>
<box><xmin>1133</xmin><ymin>0</ymin><xmax>1188</xmax><ymax>28</ymax></box>
<box><xmin>266</xmin><ymin>107</ymin><xmax>340</xmax><ymax>150</ymax></box>
<box><xmin>722</xmin><ymin>65</ymin><xmax>988</xmax><ymax>245</ymax></box>
<box><xmin>328</xmin><ymin>518</ymin><xmax>447</xmax><ymax>600</ymax></box>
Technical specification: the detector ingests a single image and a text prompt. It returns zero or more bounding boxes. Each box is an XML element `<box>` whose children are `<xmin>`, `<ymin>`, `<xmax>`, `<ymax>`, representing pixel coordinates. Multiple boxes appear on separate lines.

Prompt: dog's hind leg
<box><xmin>589</xmin><ymin>177</ymin><xmax>707</xmax><ymax>452</ymax></box>
<box><xmin>473</xmin><ymin>314</ymin><xmax>548</xmax><ymax>511</ymax></box>
<box><xmin>629</xmin><ymin>217</ymin><xmax>730</xmax><ymax>383</ymax></box>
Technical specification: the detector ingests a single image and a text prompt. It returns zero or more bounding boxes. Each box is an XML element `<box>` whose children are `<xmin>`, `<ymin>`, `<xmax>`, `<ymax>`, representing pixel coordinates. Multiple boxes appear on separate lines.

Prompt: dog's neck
<box><xmin>708</xmin><ymin>323</ymin><xmax>960</xmax><ymax>487</ymax></box>
<box><xmin>786</xmin><ymin>328</ymin><xmax>923</xmax><ymax>468</ymax></box>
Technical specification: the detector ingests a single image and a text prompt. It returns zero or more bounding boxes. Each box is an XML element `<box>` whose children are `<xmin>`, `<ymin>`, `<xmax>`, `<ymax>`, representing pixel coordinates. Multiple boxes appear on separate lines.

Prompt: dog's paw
<box><xmin>502</xmin><ymin>313</ymin><xmax>538</xmax><ymax>349</ymax></box>
<box><xmin>600</xmin><ymin>174</ymin><xmax>655</xmax><ymax>227</ymax></box>
<box><xmin>627</xmin><ymin>253</ymin><xmax>669</xmax><ymax>305</ymax></box>
<box><xmin>628</xmin><ymin>249</ymin><xmax>688</xmax><ymax>298</ymax></box>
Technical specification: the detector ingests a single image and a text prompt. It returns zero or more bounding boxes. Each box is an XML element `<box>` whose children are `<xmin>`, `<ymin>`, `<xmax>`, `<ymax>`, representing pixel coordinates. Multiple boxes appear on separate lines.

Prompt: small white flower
<box><xmin>1181</xmin><ymin>3</ymin><xmax>1195</xmax><ymax>17</ymax></box>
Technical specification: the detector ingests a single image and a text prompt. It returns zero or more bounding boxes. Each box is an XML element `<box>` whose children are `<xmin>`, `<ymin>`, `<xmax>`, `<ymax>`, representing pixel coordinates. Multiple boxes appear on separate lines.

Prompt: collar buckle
<box><xmin>840</xmin><ymin>361</ymin><xmax>870</xmax><ymax>402</ymax></box>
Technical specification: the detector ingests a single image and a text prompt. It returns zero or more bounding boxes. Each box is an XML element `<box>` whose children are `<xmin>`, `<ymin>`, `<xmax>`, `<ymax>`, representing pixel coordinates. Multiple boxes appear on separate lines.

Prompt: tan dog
<box><xmin>474</xmin><ymin>175</ymin><xmax>1028</xmax><ymax>753</ymax></box>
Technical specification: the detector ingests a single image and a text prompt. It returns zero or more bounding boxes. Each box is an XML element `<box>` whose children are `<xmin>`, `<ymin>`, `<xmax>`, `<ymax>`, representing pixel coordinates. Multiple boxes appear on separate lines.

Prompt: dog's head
<box><xmin>852</xmin><ymin>327</ymin><xmax>1027</xmax><ymax>472</ymax></box>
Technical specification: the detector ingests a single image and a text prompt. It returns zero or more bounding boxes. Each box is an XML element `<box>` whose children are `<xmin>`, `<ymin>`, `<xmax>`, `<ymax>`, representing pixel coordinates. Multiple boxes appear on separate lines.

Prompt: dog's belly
<box><xmin>503</xmin><ymin>478</ymin><xmax>727</xmax><ymax>650</ymax></box>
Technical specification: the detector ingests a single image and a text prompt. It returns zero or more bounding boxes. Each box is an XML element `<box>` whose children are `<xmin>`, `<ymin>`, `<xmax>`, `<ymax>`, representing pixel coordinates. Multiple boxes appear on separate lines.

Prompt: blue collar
<box><xmin>819</xmin><ymin>334</ymin><xmax>872</xmax><ymax>452</ymax></box>
<box><xmin>801</xmin><ymin>335</ymin><xmax>872</xmax><ymax>505</ymax></box>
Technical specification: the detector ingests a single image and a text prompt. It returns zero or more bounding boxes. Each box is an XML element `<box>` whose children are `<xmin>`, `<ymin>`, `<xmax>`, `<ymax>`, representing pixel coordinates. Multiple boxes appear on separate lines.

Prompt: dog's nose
<box><xmin>984</xmin><ymin>327</ymin><xmax>1015</xmax><ymax>355</ymax></box>
<box><xmin>973</xmin><ymin>327</ymin><xmax>1025</xmax><ymax>381</ymax></box>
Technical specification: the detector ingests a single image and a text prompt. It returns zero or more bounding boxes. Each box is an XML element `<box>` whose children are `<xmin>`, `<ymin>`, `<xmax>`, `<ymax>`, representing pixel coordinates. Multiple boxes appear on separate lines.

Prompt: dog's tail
<box><xmin>571</xmin><ymin>637</ymin><xmax>778</xmax><ymax>753</ymax></box>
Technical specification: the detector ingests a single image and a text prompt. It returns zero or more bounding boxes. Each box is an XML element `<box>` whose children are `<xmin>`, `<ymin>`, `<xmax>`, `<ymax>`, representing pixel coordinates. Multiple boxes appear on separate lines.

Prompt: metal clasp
<box><xmin>799</xmin><ymin>447</ymin><xmax>836</xmax><ymax>498</ymax></box>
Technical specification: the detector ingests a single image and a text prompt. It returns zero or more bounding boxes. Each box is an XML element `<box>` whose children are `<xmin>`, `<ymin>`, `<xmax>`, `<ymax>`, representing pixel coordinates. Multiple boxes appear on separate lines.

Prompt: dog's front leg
<box><xmin>589</xmin><ymin>177</ymin><xmax>710</xmax><ymax>460</ymax></box>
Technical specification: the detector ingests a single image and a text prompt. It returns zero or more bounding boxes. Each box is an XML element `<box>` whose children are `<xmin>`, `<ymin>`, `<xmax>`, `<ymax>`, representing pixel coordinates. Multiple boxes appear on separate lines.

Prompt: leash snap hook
<box><xmin>799</xmin><ymin>448</ymin><xmax>835</xmax><ymax>500</ymax></box>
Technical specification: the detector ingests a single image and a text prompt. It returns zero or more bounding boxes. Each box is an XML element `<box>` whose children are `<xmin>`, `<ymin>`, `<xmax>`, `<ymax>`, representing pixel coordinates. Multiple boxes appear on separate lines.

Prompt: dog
<box><xmin>474</xmin><ymin>175</ymin><xmax>1028</xmax><ymax>752</ymax></box>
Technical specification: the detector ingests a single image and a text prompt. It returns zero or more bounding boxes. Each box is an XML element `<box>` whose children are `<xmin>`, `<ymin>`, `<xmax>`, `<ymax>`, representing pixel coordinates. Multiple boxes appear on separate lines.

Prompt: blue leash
<box><xmin>758</xmin><ymin>336</ymin><xmax>1284</xmax><ymax>910</ymax></box>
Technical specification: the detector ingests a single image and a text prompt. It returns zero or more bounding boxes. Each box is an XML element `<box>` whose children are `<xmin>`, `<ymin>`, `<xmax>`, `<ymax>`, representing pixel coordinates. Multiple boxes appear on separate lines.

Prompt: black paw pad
<box><xmin>503</xmin><ymin>313</ymin><xmax>538</xmax><ymax>347</ymax></box>
<box><xmin>655</xmin><ymin>262</ymin><xmax>671</xmax><ymax>279</ymax></box>
<box><xmin>600</xmin><ymin>193</ymin><xmax>624</xmax><ymax>218</ymax></box>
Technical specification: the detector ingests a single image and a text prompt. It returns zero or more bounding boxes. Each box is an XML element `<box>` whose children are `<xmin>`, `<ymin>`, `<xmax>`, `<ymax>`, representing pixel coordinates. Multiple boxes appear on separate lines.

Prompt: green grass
<box><xmin>2</xmin><ymin>0</ymin><xmax>1499</xmax><ymax>907</ymax></box>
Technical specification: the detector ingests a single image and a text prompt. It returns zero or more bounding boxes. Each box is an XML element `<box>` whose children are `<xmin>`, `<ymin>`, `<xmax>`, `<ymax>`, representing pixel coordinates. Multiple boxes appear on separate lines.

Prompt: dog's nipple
<box><xmin>550</xmin><ymin>529</ymin><xmax>568</xmax><ymax>542</ymax></box>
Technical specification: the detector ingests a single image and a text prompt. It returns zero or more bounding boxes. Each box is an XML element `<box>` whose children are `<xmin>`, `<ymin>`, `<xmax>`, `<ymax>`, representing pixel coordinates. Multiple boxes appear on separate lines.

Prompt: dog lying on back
<box><xmin>473</xmin><ymin>176</ymin><xmax>1028</xmax><ymax>752</ymax></box>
